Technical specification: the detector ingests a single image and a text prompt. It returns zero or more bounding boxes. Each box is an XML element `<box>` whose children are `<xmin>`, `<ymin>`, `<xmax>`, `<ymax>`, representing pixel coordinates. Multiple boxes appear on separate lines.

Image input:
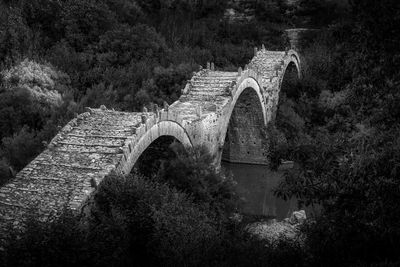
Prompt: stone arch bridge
<box><xmin>0</xmin><ymin>48</ymin><xmax>301</xmax><ymax>229</ymax></box>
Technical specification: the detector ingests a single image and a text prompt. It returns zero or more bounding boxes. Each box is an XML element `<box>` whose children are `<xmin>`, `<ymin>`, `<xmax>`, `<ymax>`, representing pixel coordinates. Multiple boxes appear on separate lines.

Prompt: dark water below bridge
<box><xmin>222</xmin><ymin>162</ymin><xmax>298</xmax><ymax>220</ymax></box>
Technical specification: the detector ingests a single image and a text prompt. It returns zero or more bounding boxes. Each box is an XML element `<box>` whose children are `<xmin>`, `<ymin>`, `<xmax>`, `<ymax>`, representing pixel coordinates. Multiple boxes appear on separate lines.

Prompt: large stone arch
<box><xmin>220</xmin><ymin>77</ymin><xmax>267</xmax><ymax>141</ymax></box>
<box><xmin>218</xmin><ymin>77</ymin><xmax>267</xmax><ymax>165</ymax></box>
<box><xmin>121</xmin><ymin>120</ymin><xmax>192</xmax><ymax>174</ymax></box>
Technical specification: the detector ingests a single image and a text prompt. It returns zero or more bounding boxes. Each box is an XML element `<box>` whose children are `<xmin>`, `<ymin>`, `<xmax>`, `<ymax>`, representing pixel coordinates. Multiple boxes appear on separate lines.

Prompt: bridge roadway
<box><xmin>0</xmin><ymin>48</ymin><xmax>301</xmax><ymax>231</ymax></box>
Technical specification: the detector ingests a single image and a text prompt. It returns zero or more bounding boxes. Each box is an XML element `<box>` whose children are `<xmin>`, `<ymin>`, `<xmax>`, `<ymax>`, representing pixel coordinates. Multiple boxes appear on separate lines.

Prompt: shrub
<box><xmin>1</xmin><ymin>211</ymin><xmax>87</xmax><ymax>267</ymax></box>
<box><xmin>1</xmin><ymin>126</ymin><xmax>42</xmax><ymax>171</ymax></box>
<box><xmin>0</xmin><ymin>158</ymin><xmax>12</xmax><ymax>186</ymax></box>
<box><xmin>156</xmin><ymin>145</ymin><xmax>239</xmax><ymax>219</ymax></box>
<box><xmin>91</xmin><ymin>173</ymin><xmax>223</xmax><ymax>266</ymax></box>
<box><xmin>61</xmin><ymin>0</ymin><xmax>117</xmax><ymax>51</ymax></box>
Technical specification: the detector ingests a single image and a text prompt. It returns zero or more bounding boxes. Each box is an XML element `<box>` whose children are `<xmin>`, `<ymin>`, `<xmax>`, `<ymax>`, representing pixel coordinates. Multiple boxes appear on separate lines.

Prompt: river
<box><xmin>222</xmin><ymin>162</ymin><xmax>298</xmax><ymax>220</ymax></box>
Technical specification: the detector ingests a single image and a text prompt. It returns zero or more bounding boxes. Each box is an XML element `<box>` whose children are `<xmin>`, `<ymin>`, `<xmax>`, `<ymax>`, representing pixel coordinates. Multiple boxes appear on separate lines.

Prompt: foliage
<box><xmin>1</xmin><ymin>171</ymin><xmax>306</xmax><ymax>267</ymax></box>
<box><xmin>93</xmin><ymin>172</ymin><xmax>221</xmax><ymax>266</ymax></box>
<box><xmin>0</xmin><ymin>60</ymin><xmax>76</xmax><ymax>174</ymax></box>
<box><xmin>61</xmin><ymin>0</ymin><xmax>117</xmax><ymax>51</ymax></box>
<box><xmin>270</xmin><ymin>0</ymin><xmax>400</xmax><ymax>266</ymax></box>
<box><xmin>0</xmin><ymin>159</ymin><xmax>12</xmax><ymax>186</ymax></box>
<box><xmin>1</xmin><ymin>212</ymin><xmax>88</xmax><ymax>267</ymax></box>
<box><xmin>2</xmin><ymin>59</ymin><xmax>65</xmax><ymax>106</ymax></box>
<box><xmin>156</xmin><ymin>145</ymin><xmax>239</xmax><ymax>219</ymax></box>
<box><xmin>1</xmin><ymin>126</ymin><xmax>42</xmax><ymax>171</ymax></box>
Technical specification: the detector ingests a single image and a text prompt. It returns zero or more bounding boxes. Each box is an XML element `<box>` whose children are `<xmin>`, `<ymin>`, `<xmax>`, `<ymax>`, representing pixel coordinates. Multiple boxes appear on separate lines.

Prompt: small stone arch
<box><xmin>121</xmin><ymin>120</ymin><xmax>192</xmax><ymax>174</ymax></box>
<box><xmin>271</xmin><ymin>50</ymin><xmax>302</xmax><ymax>121</ymax></box>
<box><xmin>282</xmin><ymin>50</ymin><xmax>301</xmax><ymax>80</ymax></box>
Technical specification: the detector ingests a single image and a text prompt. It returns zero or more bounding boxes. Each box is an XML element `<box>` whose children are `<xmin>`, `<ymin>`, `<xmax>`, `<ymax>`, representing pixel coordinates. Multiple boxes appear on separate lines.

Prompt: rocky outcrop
<box><xmin>247</xmin><ymin>210</ymin><xmax>306</xmax><ymax>243</ymax></box>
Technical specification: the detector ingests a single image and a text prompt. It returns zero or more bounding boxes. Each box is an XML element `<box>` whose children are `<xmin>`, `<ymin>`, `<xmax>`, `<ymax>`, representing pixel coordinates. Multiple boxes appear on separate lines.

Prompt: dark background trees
<box><xmin>269</xmin><ymin>0</ymin><xmax>400</xmax><ymax>265</ymax></box>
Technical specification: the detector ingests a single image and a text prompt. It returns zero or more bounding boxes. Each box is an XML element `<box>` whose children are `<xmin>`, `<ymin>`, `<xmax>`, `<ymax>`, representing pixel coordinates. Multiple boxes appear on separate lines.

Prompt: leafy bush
<box><xmin>156</xmin><ymin>145</ymin><xmax>239</xmax><ymax>219</ymax></box>
<box><xmin>97</xmin><ymin>24</ymin><xmax>168</xmax><ymax>65</ymax></box>
<box><xmin>93</xmin><ymin>173</ymin><xmax>222</xmax><ymax>266</ymax></box>
<box><xmin>1</xmin><ymin>212</ymin><xmax>88</xmax><ymax>267</ymax></box>
<box><xmin>1</xmin><ymin>126</ymin><xmax>42</xmax><ymax>171</ymax></box>
<box><xmin>61</xmin><ymin>0</ymin><xmax>116</xmax><ymax>51</ymax></box>
<box><xmin>2</xmin><ymin>59</ymin><xmax>66</xmax><ymax>106</ymax></box>
<box><xmin>0</xmin><ymin>59</ymin><xmax>76</xmax><ymax>177</ymax></box>
<box><xmin>0</xmin><ymin>158</ymin><xmax>12</xmax><ymax>186</ymax></box>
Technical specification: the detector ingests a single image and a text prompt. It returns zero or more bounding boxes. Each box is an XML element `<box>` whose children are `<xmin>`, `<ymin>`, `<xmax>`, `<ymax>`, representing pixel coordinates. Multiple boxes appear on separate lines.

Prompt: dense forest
<box><xmin>1</xmin><ymin>0</ymin><xmax>400</xmax><ymax>266</ymax></box>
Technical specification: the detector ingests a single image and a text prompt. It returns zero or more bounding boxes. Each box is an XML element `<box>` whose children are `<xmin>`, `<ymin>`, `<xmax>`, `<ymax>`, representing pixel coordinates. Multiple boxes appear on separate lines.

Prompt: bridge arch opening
<box><xmin>121</xmin><ymin>120</ymin><xmax>192</xmax><ymax>174</ymax></box>
<box><xmin>133</xmin><ymin>135</ymin><xmax>184</xmax><ymax>177</ymax></box>
<box><xmin>275</xmin><ymin>57</ymin><xmax>302</xmax><ymax>146</ymax></box>
<box><xmin>281</xmin><ymin>61</ymin><xmax>301</xmax><ymax>98</ymax></box>
<box><xmin>222</xmin><ymin>85</ymin><xmax>267</xmax><ymax>165</ymax></box>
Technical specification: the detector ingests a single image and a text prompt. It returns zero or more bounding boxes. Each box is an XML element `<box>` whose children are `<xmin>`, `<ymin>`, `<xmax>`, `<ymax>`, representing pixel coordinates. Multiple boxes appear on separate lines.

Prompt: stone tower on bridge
<box><xmin>0</xmin><ymin>44</ymin><xmax>302</xmax><ymax>232</ymax></box>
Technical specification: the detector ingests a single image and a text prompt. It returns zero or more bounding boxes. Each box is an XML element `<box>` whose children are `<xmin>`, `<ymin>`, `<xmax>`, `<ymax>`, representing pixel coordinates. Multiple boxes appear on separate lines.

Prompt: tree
<box><xmin>61</xmin><ymin>0</ymin><xmax>116</xmax><ymax>51</ymax></box>
<box><xmin>157</xmin><ymin>145</ymin><xmax>238</xmax><ymax>219</ymax></box>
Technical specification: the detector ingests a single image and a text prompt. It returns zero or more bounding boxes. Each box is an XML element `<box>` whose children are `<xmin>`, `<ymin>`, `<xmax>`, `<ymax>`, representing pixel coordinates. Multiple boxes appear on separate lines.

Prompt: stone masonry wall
<box><xmin>222</xmin><ymin>88</ymin><xmax>267</xmax><ymax>164</ymax></box>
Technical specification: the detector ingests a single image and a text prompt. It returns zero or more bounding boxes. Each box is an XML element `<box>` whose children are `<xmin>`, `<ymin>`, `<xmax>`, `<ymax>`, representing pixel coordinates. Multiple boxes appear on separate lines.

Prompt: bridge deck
<box><xmin>0</xmin><ymin>109</ymin><xmax>141</xmax><ymax>228</ymax></box>
<box><xmin>172</xmin><ymin>71</ymin><xmax>238</xmax><ymax>119</ymax></box>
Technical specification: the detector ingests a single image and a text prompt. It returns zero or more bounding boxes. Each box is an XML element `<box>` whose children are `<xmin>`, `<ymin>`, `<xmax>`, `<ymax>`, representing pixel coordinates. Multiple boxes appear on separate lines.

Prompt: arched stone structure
<box><xmin>121</xmin><ymin>120</ymin><xmax>192</xmax><ymax>174</ymax></box>
<box><xmin>0</xmin><ymin>47</ymin><xmax>302</xmax><ymax>233</ymax></box>
<box><xmin>218</xmin><ymin>77</ymin><xmax>266</xmax><ymax>164</ymax></box>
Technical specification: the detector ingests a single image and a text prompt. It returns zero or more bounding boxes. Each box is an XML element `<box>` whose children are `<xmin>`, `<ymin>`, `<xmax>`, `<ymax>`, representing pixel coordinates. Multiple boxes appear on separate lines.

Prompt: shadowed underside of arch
<box><xmin>121</xmin><ymin>120</ymin><xmax>192</xmax><ymax>174</ymax></box>
<box><xmin>222</xmin><ymin>87</ymin><xmax>266</xmax><ymax>164</ymax></box>
<box><xmin>220</xmin><ymin>78</ymin><xmax>267</xmax><ymax>164</ymax></box>
<box><xmin>0</xmin><ymin>47</ymin><xmax>301</xmax><ymax>233</ymax></box>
